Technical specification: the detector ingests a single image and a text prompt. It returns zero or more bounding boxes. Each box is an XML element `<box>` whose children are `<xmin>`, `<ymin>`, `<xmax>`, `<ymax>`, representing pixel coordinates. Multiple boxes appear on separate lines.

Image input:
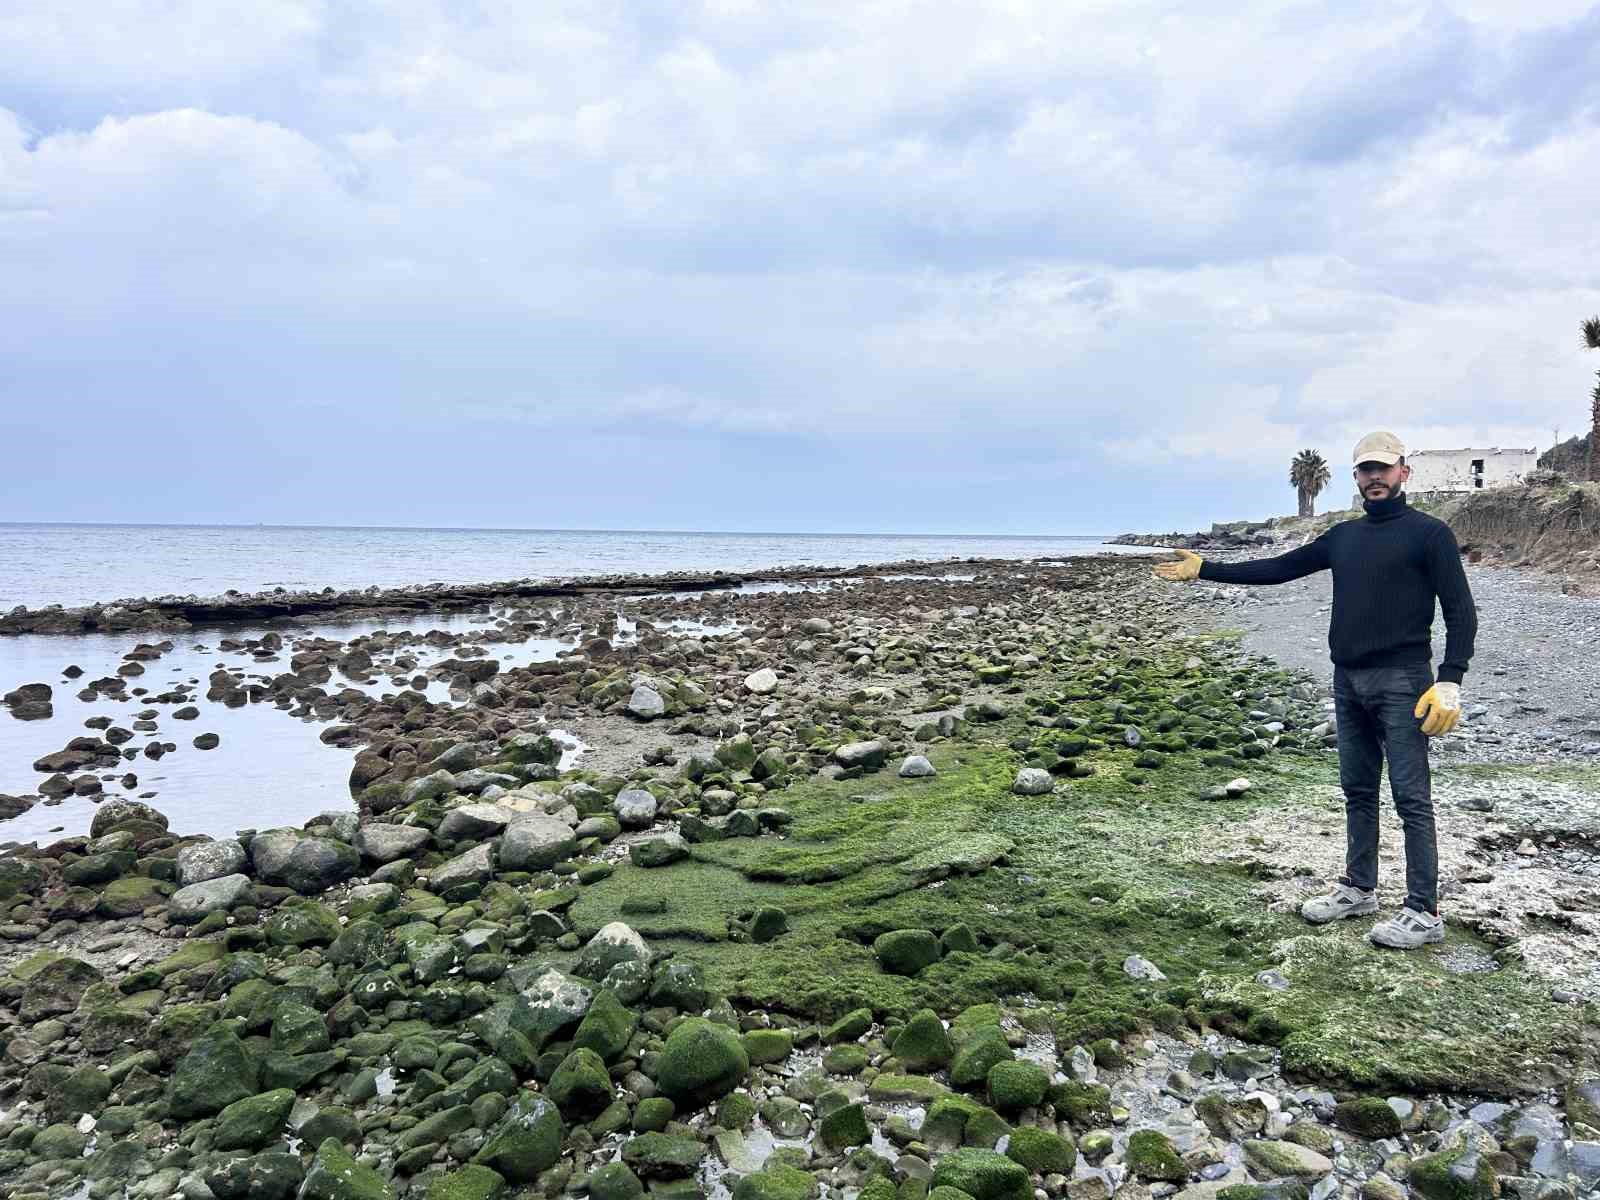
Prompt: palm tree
<box><xmin>1585</xmin><ymin>316</ymin><xmax>1600</xmax><ymax>483</ymax></box>
<box><xmin>1289</xmin><ymin>449</ymin><xmax>1331</xmax><ymax>518</ymax></box>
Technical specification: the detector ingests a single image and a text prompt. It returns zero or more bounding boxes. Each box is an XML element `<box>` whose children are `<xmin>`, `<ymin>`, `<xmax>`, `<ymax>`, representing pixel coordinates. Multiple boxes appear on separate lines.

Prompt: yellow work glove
<box><xmin>1153</xmin><ymin>549</ymin><xmax>1203</xmax><ymax>582</ymax></box>
<box><xmin>1414</xmin><ymin>681</ymin><xmax>1461</xmax><ymax>736</ymax></box>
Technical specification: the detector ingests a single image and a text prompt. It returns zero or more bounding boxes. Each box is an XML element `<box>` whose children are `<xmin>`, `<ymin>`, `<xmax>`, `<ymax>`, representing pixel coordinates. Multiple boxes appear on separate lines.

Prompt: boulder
<box><xmin>498</xmin><ymin>815</ymin><xmax>577</xmax><ymax>871</ymax></box>
<box><xmin>574</xmin><ymin>922</ymin><xmax>652</xmax><ymax>980</ymax></box>
<box><xmin>176</xmin><ymin>839</ymin><xmax>247</xmax><ymax>887</ymax></box>
<box><xmin>355</xmin><ymin>823</ymin><xmax>430</xmax><ymax>863</ymax></box>
<box><xmin>655</xmin><ymin>1017</ymin><xmax>749</xmax><ymax>1108</ymax></box>
<box><xmin>170</xmin><ymin>874</ymin><xmax>254</xmax><ymax>922</ymax></box>
<box><xmin>833</xmin><ymin>740</ymin><xmax>887</xmax><ymax>770</ymax></box>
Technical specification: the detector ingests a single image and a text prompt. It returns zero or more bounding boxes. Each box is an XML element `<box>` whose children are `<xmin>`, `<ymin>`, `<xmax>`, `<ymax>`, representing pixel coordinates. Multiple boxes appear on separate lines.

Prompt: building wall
<box><xmin>1405</xmin><ymin>447</ymin><xmax>1537</xmax><ymax>494</ymax></box>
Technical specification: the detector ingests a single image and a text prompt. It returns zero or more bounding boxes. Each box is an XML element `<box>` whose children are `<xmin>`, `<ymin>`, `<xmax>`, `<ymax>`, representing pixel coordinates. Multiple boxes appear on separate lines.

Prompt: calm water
<box><xmin>0</xmin><ymin>524</ymin><xmax>1135</xmax><ymax>611</ymax></box>
<box><xmin>0</xmin><ymin>525</ymin><xmax>1158</xmax><ymax>845</ymax></box>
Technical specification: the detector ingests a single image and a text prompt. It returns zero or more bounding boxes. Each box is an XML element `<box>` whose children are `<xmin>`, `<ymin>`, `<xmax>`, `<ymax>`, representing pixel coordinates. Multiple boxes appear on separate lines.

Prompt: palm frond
<box><xmin>1584</xmin><ymin>316</ymin><xmax>1600</xmax><ymax>350</ymax></box>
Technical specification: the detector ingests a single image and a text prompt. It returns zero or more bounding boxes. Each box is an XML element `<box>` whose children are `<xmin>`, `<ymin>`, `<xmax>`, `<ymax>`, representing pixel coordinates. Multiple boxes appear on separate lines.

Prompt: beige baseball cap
<box><xmin>1352</xmin><ymin>430</ymin><xmax>1405</xmax><ymax>465</ymax></box>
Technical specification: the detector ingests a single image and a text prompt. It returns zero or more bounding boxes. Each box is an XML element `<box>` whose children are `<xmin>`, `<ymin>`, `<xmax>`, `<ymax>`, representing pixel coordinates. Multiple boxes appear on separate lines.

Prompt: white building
<box><xmin>1404</xmin><ymin>446</ymin><xmax>1538</xmax><ymax>494</ymax></box>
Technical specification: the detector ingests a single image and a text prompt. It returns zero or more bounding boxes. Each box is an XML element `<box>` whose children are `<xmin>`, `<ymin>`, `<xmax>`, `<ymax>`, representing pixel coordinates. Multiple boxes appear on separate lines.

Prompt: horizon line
<box><xmin>0</xmin><ymin>520</ymin><xmax>1114</xmax><ymax>539</ymax></box>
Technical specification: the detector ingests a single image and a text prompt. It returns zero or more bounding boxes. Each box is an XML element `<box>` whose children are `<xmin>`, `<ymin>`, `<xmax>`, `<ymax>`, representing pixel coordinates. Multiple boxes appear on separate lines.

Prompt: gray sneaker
<box><xmin>1368</xmin><ymin>908</ymin><xmax>1444</xmax><ymax>949</ymax></box>
<box><xmin>1300</xmin><ymin>883</ymin><xmax>1378</xmax><ymax>924</ymax></box>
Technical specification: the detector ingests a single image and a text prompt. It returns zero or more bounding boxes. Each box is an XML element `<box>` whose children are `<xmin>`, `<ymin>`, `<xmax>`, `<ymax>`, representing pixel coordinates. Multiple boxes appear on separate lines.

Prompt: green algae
<box><xmin>556</xmin><ymin>648</ymin><xmax>1596</xmax><ymax>1094</ymax></box>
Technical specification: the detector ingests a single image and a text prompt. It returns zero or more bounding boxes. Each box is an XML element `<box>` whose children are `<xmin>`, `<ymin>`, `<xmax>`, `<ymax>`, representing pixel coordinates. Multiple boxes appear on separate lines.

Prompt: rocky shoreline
<box><xmin>0</xmin><ymin>558</ymin><xmax>1039</xmax><ymax>637</ymax></box>
<box><xmin>0</xmin><ymin>554</ymin><xmax>1597</xmax><ymax>1200</ymax></box>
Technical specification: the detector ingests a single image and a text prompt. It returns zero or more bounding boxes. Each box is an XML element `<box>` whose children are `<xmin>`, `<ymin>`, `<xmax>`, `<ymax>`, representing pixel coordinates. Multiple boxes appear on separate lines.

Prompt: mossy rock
<box><xmin>426</xmin><ymin>1165</ymin><xmax>505</xmax><ymax>1200</ymax></box>
<box><xmin>823</xmin><ymin>1044</ymin><xmax>869</xmax><ymax>1075</ymax></box>
<box><xmin>655</xmin><ymin>1017</ymin><xmax>749</xmax><ymax>1109</ymax></box>
<box><xmin>168</xmin><ymin>1025</ymin><xmax>261</xmax><ymax>1118</ymax></box>
<box><xmin>987</xmin><ymin>1060</ymin><xmax>1049</xmax><ymax>1112</ymax></box>
<box><xmin>1126</xmin><ymin>1130</ymin><xmax>1186</xmax><ymax>1182</ymax></box>
<box><xmin>922</xmin><ymin>1095</ymin><xmax>983</xmax><ymax>1148</ymax></box>
<box><xmin>743</xmin><ymin>1028</ymin><xmax>794</xmax><ymax>1066</ymax></box>
<box><xmin>266</xmin><ymin>899</ymin><xmax>342</xmax><ymax>947</ymax></box>
<box><xmin>302</xmin><ymin>1136</ymin><xmax>395</xmax><ymax>1199</ymax></box>
<box><xmin>589</xmin><ymin>1163</ymin><xmax>646</xmax><ymax>1200</ymax></box>
<box><xmin>874</xmin><ymin>929</ymin><xmax>942</xmax><ymax>976</ymax></box>
<box><xmin>633</xmin><ymin>1096</ymin><xmax>678</xmax><ymax>1132</ymax></box>
<box><xmin>892</xmin><ymin>1009</ymin><xmax>953</xmax><ymax>1071</ymax></box>
<box><xmin>620</xmin><ymin>1131</ymin><xmax>705</xmax><ymax>1180</ymax></box>
<box><xmin>1408</xmin><ymin>1148</ymin><xmax>1498</xmax><ymax>1200</ymax></box>
<box><xmin>733</xmin><ymin>1165</ymin><xmax>820</xmax><ymax>1200</ymax></box>
<box><xmin>1332</xmin><ymin>1097</ymin><xmax>1401</xmax><ymax>1138</ymax></box>
<box><xmin>713</xmin><ymin>1093</ymin><xmax>752</xmax><ymax>1130</ymax></box>
<box><xmin>1049</xmin><ymin>1081</ymin><xmax>1112</xmax><ymax>1128</ymax></box>
<box><xmin>572</xmin><ymin>989</ymin><xmax>637</xmax><ymax>1064</ymax></box>
<box><xmin>823</xmin><ymin>1007</ymin><xmax>873</xmax><ymax>1043</ymax></box>
<box><xmin>949</xmin><ymin>1025</ymin><xmax>1013</xmax><ymax>1089</ymax></box>
<box><xmin>474</xmin><ymin>1093</ymin><xmax>564</xmax><ymax>1183</ymax></box>
<box><xmin>1004</xmin><ymin>1126</ymin><xmax>1077</xmax><ymax>1175</ymax></box>
<box><xmin>549</xmin><ymin>1048</ymin><xmax>613</xmax><ymax>1117</ymax></box>
<box><xmin>820</xmin><ymin>1102</ymin><xmax>870</xmax><ymax>1150</ymax></box>
<box><xmin>213</xmin><ymin>1088</ymin><xmax>295</xmax><ymax>1151</ymax></box>
<box><xmin>97</xmin><ymin>874</ymin><xmax>168</xmax><ymax>917</ymax></box>
<box><xmin>930</xmin><ymin>1148</ymin><xmax>1031</xmax><ymax>1200</ymax></box>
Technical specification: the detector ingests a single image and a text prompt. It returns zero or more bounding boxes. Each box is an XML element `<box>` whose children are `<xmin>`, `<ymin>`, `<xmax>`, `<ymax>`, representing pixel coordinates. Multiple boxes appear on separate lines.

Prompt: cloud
<box><xmin>1</xmin><ymin>2</ymin><xmax>1599</xmax><ymax>533</ymax></box>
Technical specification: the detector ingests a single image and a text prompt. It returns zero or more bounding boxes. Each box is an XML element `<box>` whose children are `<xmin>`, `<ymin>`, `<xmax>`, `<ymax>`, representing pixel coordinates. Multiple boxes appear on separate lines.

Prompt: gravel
<box><xmin>1168</xmin><ymin>555</ymin><xmax>1600</xmax><ymax>764</ymax></box>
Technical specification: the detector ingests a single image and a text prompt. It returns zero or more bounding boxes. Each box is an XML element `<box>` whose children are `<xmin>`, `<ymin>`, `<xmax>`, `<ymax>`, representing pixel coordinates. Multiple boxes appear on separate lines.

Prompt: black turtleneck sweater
<box><xmin>1196</xmin><ymin>492</ymin><xmax>1477</xmax><ymax>683</ymax></box>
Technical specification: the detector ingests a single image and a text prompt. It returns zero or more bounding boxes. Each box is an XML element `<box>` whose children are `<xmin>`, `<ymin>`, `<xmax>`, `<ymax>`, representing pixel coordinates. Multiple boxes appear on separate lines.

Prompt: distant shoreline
<box><xmin>0</xmin><ymin>550</ymin><xmax>1162</xmax><ymax>636</ymax></box>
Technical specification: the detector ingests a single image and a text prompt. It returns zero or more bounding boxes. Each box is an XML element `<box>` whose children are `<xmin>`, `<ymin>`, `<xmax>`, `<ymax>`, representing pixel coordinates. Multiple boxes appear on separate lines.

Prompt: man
<box><xmin>1153</xmin><ymin>431</ymin><xmax>1478</xmax><ymax>949</ymax></box>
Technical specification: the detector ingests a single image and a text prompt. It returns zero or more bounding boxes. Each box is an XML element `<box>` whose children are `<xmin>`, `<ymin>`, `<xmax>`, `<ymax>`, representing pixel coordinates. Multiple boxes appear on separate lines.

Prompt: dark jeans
<box><xmin>1333</xmin><ymin>663</ymin><xmax>1438</xmax><ymax>914</ymax></box>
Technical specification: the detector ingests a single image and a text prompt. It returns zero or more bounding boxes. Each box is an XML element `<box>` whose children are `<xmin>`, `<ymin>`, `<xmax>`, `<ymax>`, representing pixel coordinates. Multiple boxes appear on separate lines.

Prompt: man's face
<box><xmin>1354</xmin><ymin>458</ymin><xmax>1409</xmax><ymax>500</ymax></box>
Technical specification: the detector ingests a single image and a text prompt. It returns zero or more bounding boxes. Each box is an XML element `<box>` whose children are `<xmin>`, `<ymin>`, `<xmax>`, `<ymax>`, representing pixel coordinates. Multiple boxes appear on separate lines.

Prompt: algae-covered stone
<box><xmin>1127</xmin><ymin>1130</ymin><xmax>1187</xmax><ymax>1182</ymax></box>
<box><xmin>1242</xmin><ymin>1140</ymin><xmax>1333</xmax><ymax>1179</ymax></box>
<box><xmin>574</xmin><ymin>921</ymin><xmax>652</xmax><ymax>980</ymax></box>
<box><xmin>824</xmin><ymin>1007</ymin><xmax>873</xmax><ymax>1043</ymax></box>
<box><xmin>97</xmin><ymin>874</ymin><xmax>166</xmax><ymax>916</ymax></box>
<box><xmin>474</xmin><ymin>1093</ymin><xmax>564</xmax><ymax>1183</ymax></box>
<box><xmin>273</xmin><ymin>1000</ymin><xmax>333</xmax><ymax>1055</ymax></box>
<box><xmin>621</xmin><ymin>1131</ymin><xmax>705</xmax><ymax>1179</ymax></box>
<box><xmin>1050</xmin><ymin>1081</ymin><xmax>1112</xmax><ymax>1128</ymax></box>
<box><xmin>630</xmin><ymin>833</ymin><xmax>689</xmax><ymax>868</ymax></box>
<box><xmin>950</xmin><ymin>1025</ymin><xmax>1013</xmax><ymax>1089</ymax></box>
<box><xmin>869</xmin><ymin>1074</ymin><xmax>947</xmax><ymax>1103</ymax></box>
<box><xmin>733</xmin><ymin>1165</ymin><xmax>820</xmax><ymax>1200</ymax></box>
<box><xmin>1409</xmin><ymin>1148</ymin><xmax>1498</xmax><ymax>1200</ymax></box>
<box><xmin>656</xmin><ymin>1016</ymin><xmax>749</xmax><ymax>1108</ymax></box>
<box><xmin>744</xmin><ymin>1028</ymin><xmax>794</xmax><ymax>1066</ymax></box>
<box><xmin>874</xmin><ymin>929</ymin><xmax>941</xmax><ymax>976</ymax></box>
<box><xmin>573</xmin><ymin>988</ymin><xmax>638</xmax><ymax>1063</ymax></box>
<box><xmin>931</xmin><ymin>1148</ymin><xmax>1031</xmax><ymax>1200</ymax></box>
<box><xmin>214</xmin><ymin>1088</ymin><xmax>296</xmax><ymax>1151</ymax></box>
<box><xmin>426</xmin><ymin>1165</ymin><xmax>505</xmax><ymax>1200</ymax></box>
<box><xmin>549</xmin><ymin>1047</ymin><xmax>614</xmax><ymax>1116</ymax></box>
<box><xmin>30</xmin><ymin>1122</ymin><xmax>90</xmax><ymax>1160</ymax></box>
<box><xmin>823</xmin><ymin>1044</ymin><xmax>868</xmax><ymax>1075</ymax></box>
<box><xmin>987</xmin><ymin>1060</ymin><xmax>1049</xmax><ymax>1112</ymax></box>
<box><xmin>590</xmin><ymin>1162</ymin><xmax>647</xmax><ymax>1200</ymax></box>
<box><xmin>649</xmin><ymin>959</ymin><xmax>710</xmax><ymax>1011</ymax></box>
<box><xmin>892</xmin><ymin>1009</ymin><xmax>954</xmax><ymax>1071</ymax></box>
<box><xmin>302</xmin><ymin>1136</ymin><xmax>396</xmax><ymax>1199</ymax></box>
<box><xmin>1005</xmin><ymin>1126</ymin><xmax>1076</xmax><ymax>1175</ymax></box>
<box><xmin>169</xmin><ymin>1025</ymin><xmax>260</xmax><ymax>1118</ymax></box>
<box><xmin>266</xmin><ymin>899</ymin><xmax>342</xmax><ymax>947</ymax></box>
<box><xmin>750</xmin><ymin>906</ymin><xmax>787</xmax><ymax>943</ymax></box>
<box><xmin>635</xmin><ymin>1096</ymin><xmax>678</xmax><ymax>1132</ymax></box>
<box><xmin>922</xmin><ymin>1095</ymin><xmax>983</xmax><ymax>1149</ymax></box>
<box><xmin>820</xmin><ymin>1102</ymin><xmax>870</xmax><ymax>1149</ymax></box>
<box><xmin>1334</xmin><ymin>1097</ymin><xmax>1403</xmax><ymax>1139</ymax></box>
<box><xmin>1566</xmin><ymin>1078</ymin><xmax>1600</xmax><ymax>1129</ymax></box>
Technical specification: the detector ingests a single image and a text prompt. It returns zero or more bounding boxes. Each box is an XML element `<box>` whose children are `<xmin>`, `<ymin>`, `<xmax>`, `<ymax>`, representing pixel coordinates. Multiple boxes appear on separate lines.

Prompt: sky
<box><xmin>2</xmin><ymin>1</ymin><xmax>1598</xmax><ymax>536</ymax></box>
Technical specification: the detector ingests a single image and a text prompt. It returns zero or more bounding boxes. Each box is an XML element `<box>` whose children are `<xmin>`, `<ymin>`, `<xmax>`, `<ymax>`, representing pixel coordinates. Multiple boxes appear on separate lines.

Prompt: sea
<box><xmin>0</xmin><ymin>524</ymin><xmax>1157</xmax><ymax>845</ymax></box>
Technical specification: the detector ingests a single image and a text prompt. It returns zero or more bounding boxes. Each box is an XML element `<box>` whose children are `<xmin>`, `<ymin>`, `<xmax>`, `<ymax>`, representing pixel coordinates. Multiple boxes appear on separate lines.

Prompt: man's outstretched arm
<box><xmin>1153</xmin><ymin>536</ymin><xmax>1332</xmax><ymax>586</ymax></box>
